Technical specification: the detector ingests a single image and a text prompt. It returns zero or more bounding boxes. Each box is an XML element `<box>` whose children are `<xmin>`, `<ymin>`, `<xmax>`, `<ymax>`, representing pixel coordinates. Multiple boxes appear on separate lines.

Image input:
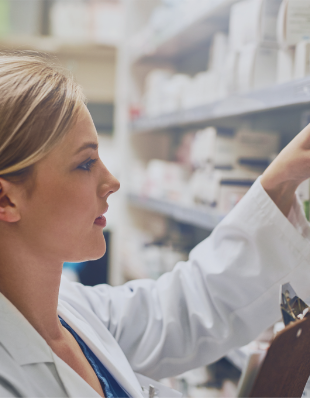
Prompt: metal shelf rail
<box><xmin>127</xmin><ymin>193</ymin><xmax>224</xmax><ymax>230</ymax></box>
<box><xmin>131</xmin><ymin>77</ymin><xmax>310</xmax><ymax>134</ymax></box>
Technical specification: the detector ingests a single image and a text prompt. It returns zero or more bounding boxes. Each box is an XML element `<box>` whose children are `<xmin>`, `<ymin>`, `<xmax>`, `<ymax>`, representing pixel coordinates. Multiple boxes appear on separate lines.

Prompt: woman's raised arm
<box><xmin>262</xmin><ymin>123</ymin><xmax>310</xmax><ymax>216</ymax></box>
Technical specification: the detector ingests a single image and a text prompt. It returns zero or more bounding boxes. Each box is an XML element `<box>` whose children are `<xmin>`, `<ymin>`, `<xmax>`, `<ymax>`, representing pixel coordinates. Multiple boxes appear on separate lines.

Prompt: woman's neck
<box><xmin>0</xmin><ymin>242</ymin><xmax>64</xmax><ymax>342</ymax></box>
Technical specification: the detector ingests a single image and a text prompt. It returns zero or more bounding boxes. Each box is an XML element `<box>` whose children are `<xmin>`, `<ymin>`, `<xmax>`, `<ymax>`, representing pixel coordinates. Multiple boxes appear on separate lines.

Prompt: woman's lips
<box><xmin>94</xmin><ymin>215</ymin><xmax>106</xmax><ymax>227</ymax></box>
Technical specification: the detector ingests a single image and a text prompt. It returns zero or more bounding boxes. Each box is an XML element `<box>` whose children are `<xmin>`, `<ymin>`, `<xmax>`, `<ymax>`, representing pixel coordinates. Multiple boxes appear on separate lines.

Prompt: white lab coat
<box><xmin>1</xmin><ymin>178</ymin><xmax>310</xmax><ymax>398</ymax></box>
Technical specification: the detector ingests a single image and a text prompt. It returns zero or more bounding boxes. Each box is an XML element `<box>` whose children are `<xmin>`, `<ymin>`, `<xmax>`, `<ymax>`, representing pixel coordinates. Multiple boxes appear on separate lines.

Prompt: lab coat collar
<box><xmin>0</xmin><ymin>292</ymin><xmax>144</xmax><ymax>398</ymax></box>
<box><xmin>0</xmin><ymin>293</ymin><xmax>103</xmax><ymax>397</ymax></box>
<box><xmin>58</xmin><ymin>301</ymin><xmax>144</xmax><ymax>398</ymax></box>
<box><xmin>0</xmin><ymin>292</ymin><xmax>53</xmax><ymax>365</ymax></box>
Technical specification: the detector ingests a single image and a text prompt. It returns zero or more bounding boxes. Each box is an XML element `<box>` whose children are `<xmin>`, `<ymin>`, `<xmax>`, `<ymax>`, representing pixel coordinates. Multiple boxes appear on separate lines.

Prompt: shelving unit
<box><xmin>130</xmin><ymin>0</ymin><xmax>240</xmax><ymax>62</ymax></box>
<box><xmin>112</xmin><ymin>1</ymin><xmax>310</xmax><ymax>393</ymax></box>
<box><xmin>0</xmin><ymin>36</ymin><xmax>116</xmax><ymax>58</ymax></box>
<box><xmin>131</xmin><ymin>76</ymin><xmax>310</xmax><ymax>134</ymax></box>
<box><xmin>127</xmin><ymin>193</ymin><xmax>223</xmax><ymax>230</ymax></box>
<box><xmin>114</xmin><ymin>0</ymin><xmax>310</xmax><ymax>281</ymax></box>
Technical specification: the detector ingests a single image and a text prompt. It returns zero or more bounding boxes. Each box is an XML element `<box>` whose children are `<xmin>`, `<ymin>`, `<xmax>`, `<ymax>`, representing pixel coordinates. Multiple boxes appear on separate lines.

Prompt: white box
<box><xmin>260</xmin><ymin>0</ymin><xmax>284</xmax><ymax>42</ymax></box>
<box><xmin>144</xmin><ymin>69</ymin><xmax>173</xmax><ymax>117</ymax></box>
<box><xmin>286</xmin><ymin>0</ymin><xmax>310</xmax><ymax>44</ymax></box>
<box><xmin>237</xmin><ymin>45</ymin><xmax>257</xmax><ymax>92</ymax></box>
<box><xmin>190</xmin><ymin>127</ymin><xmax>236</xmax><ymax>168</ymax></box>
<box><xmin>90</xmin><ymin>2</ymin><xmax>124</xmax><ymax>46</ymax></box>
<box><xmin>209</xmin><ymin>33</ymin><xmax>229</xmax><ymax>72</ymax></box>
<box><xmin>229</xmin><ymin>0</ymin><xmax>282</xmax><ymax>51</ymax></box>
<box><xmin>277</xmin><ymin>47</ymin><xmax>295</xmax><ymax>83</ymax></box>
<box><xmin>237</xmin><ymin>45</ymin><xmax>278</xmax><ymax>92</ymax></box>
<box><xmin>188</xmin><ymin>168</ymin><xmax>259</xmax><ymax>211</ymax></box>
<box><xmin>143</xmin><ymin>160</ymin><xmax>189</xmax><ymax>202</ymax></box>
<box><xmin>161</xmin><ymin>74</ymin><xmax>192</xmax><ymax>114</ymax></box>
<box><xmin>294</xmin><ymin>40</ymin><xmax>310</xmax><ymax>79</ymax></box>
<box><xmin>181</xmin><ymin>71</ymin><xmax>219</xmax><ymax>109</ymax></box>
<box><xmin>218</xmin><ymin>51</ymin><xmax>239</xmax><ymax>96</ymax></box>
<box><xmin>252</xmin><ymin>46</ymin><xmax>278</xmax><ymax>89</ymax></box>
<box><xmin>229</xmin><ymin>0</ymin><xmax>263</xmax><ymax>51</ymax></box>
<box><xmin>50</xmin><ymin>0</ymin><xmax>91</xmax><ymax>40</ymax></box>
<box><xmin>214</xmin><ymin>128</ymin><xmax>237</xmax><ymax>168</ymax></box>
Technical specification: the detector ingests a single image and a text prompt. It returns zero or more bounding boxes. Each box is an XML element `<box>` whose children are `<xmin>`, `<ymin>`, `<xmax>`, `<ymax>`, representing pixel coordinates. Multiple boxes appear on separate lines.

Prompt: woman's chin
<box><xmin>67</xmin><ymin>239</ymin><xmax>106</xmax><ymax>263</ymax></box>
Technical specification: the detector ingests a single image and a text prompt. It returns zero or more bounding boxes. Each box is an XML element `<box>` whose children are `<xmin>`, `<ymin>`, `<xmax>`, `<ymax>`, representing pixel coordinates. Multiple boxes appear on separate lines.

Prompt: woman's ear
<box><xmin>0</xmin><ymin>178</ymin><xmax>21</xmax><ymax>223</ymax></box>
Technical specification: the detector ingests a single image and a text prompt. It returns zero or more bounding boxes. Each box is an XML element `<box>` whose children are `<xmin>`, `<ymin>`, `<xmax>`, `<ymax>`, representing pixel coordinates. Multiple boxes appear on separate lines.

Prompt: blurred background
<box><xmin>3</xmin><ymin>0</ymin><xmax>310</xmax><ymax>396</ymax></box>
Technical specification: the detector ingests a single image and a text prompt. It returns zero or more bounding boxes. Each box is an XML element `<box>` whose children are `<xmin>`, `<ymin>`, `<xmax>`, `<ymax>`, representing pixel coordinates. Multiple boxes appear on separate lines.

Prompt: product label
<box><xmin>286</xmin><ymin>0</ymin><xmax>310</xmax><ymax>45</ymax></box>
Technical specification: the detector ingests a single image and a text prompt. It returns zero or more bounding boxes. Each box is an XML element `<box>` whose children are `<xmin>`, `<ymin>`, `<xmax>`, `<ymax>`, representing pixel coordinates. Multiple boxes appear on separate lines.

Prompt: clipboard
<box><xmin>248</xmin><ymin>314</ymin><xmax>310</xmax><ymax>397</ymax></box>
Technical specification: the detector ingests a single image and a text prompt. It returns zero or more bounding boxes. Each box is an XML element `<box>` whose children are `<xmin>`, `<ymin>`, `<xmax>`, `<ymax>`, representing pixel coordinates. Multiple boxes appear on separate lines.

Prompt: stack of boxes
<box><xmin>227</xmin><ymin>0</ymin><xmax>282</xmax><ymax>92</ymax></box>
<box><xmin>140</xmin><ymin>0</ymin><xmax>310</xmax><ymax>118</ymax></box>
<box><xmin>276</xmin><ymin>0</ymin><xmax>310</xmax><ymax>82</ymax></box>
<box><xmin>188</xmin><ymin>127</ymin><xmax>279</xmax><ymax>213</ymax></box>
<box><xmin>130</xmin><ymin>127</ymin><xmax>280</xmax><ymax>214</ymax></box>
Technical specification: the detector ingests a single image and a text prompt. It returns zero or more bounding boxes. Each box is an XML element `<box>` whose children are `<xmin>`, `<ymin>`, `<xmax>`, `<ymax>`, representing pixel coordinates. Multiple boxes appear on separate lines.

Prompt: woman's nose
<box><xmin>99</xmin><ymin>166</ymin><xmax>120</xmax><ymax>198</ymax></box>
<box><xmin>109</xmin><ymin>173</ymin><xmax>120</xmax><ymax>194</ymax></box>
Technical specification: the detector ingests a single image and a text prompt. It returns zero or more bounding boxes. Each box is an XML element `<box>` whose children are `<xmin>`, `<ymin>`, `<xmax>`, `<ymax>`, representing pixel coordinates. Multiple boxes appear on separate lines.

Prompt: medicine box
<box><xmin>229</xmin><ymin>0</ymin><xmax>282</xmax><ymax>51</ymax></box>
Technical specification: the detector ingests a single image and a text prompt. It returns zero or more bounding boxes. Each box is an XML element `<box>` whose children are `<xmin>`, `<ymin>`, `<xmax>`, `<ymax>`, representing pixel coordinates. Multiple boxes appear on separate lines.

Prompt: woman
<box><xmin>0</xmin><ymin>51</ymin><xmax>310</xmax><ymax>398</ymax></box>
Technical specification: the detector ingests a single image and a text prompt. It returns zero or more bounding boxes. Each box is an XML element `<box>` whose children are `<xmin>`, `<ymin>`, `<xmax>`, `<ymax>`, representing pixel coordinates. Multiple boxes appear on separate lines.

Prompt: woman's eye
<box><xmin>78</xmin><ymin>158</ymin><xmax>98</xmax><ymax>171</ymax></box>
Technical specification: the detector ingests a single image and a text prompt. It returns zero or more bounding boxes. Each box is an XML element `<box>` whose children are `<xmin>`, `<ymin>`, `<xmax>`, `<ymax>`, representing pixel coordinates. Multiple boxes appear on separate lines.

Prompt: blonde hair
<box><xmin>0</xmin><ymin>51</ymin><xmax>85</xmax><ymax>182</ymax></box>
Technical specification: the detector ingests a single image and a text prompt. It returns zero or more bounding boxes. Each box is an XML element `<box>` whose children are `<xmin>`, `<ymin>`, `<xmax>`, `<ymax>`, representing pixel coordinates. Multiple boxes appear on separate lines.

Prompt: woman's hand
<box><xmin>261</xmin><ymin>123</ymin><xmax>310</xmax><ymax>217</ymax></box>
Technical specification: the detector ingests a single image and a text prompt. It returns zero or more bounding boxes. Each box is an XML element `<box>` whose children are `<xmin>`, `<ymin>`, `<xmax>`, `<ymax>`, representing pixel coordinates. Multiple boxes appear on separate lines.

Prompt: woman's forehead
<box><xmin>64</xmin><ymin>106</ymin><xmax>98</xmax><ymax>153</ymax></box>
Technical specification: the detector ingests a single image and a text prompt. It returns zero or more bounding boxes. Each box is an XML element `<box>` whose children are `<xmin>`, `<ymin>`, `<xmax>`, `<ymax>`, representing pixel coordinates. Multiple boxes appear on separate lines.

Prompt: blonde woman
<box><xmin>1</xmin><ymin>51</ymin><xmax>310</xmax><ymax>398</ymax></box>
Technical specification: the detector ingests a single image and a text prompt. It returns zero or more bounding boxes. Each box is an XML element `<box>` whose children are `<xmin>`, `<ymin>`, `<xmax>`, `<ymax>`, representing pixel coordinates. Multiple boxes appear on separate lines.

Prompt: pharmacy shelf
<box><xmin>0</xmin><ymin>36</ymin><xmax>116</xmax><ymax>58</ymax></box>
<box><xmin>131</xmin><ymin>0</ymin><xmax>239</xmax><ymax>62</ymax></box>
<box><xmin>131</xmin><ymin>77</ymin><xmax>310</xmax><ymax>133</ymax></box>
<box><xmin>127</xmin><ymin>193</ymin><xmax>224</xmax><ymax>230</ymax></box>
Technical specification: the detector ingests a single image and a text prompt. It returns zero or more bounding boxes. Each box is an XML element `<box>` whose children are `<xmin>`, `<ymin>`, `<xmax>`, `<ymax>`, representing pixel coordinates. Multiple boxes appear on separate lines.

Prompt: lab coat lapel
<box><xmin>57</xmin><ymin>303</ymin><xmax>144</xmax><ymax>398</ymax></box>
<box><xmin>0</xmin><ymin>292</ymin><xmax>53</xmax><ymax>366</ymax></box>
<box><xmin>51</xmin><ymin>350</ymin><xmax>101</xmax><ymax>398</ymax></box>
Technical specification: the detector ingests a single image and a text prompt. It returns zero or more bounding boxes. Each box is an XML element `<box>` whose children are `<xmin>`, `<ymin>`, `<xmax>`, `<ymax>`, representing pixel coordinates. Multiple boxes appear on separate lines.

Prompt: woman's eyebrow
<box><xmin>74</xmin><ymin>142</ymin><xmax>98</xmax><ymax>155</ymax></box>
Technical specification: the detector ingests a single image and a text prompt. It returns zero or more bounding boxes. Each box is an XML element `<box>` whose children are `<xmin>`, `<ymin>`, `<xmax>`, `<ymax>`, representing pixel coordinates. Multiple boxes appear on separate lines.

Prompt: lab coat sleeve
<box><xmin>59</xmin><ymin>178</ymin><xmax>310</xmax><ymax>379</ymax></box>
<box><xmin>0</xmin><ymin>385</ymin><xmax>15</xmax><ymax>398</ymax></box>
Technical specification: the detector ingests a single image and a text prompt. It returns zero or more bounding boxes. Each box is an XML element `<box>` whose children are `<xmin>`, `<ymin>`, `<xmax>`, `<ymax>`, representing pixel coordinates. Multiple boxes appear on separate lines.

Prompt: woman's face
<box><xmin>17</xmin><ymin>104</ymin><xmax>120</xmax><ymax>263</ymax></box>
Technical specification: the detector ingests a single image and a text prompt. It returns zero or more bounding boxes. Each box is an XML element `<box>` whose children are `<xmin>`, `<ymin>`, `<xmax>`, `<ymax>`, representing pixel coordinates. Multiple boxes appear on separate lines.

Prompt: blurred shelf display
<box><xmin>50</xmin><ymin>0</ymin><xmax>123</xmax><ymax>47</ymax></box>
<box><xmin>127</xmin><ymin>193</ymin><xmax>223</xmax><ymax>230</ymax></box>
<box><xmin>131</xmin><ymin>1</ymin><xmax>310</xmax><ymax>126</ymax></box>
<box><xmin>0</xmin><ymin>0</ymin><xmax>44</xmax><ymax>37</ymax></box>
<box><xmin>112</xmin><ymin>0</ymin><xmax>310</xmax><ymax>391</ymax></box>
<box><xmin>130</xmin><ymin>0</ymin><xmax>240</xmax><ymax>62</ymax></box>
<box><xmin>0</xmin><ymin>36</ymin><xmax>116</xmax><ymax>58</ymax></box>
<box><xmin>131</xmin><ymin>76</ymin><xmax>310</xmax><ymax>133</ymax></box>
<box><xmin>116</xmin><ymin>0</ymin><xmax>310</xmax><ymax>285</ymax></box>
<box><xmin>0</xmin><ymin>36</ymin><xmax>117</xmax><ymax>124</ymax></box>
<box><xmin>0</xmin><ymin>0</ymin><xmax>123</xmax><ymax>47</ymax></box>
<box><xmin>111</xmin><ymin>1</ymin><xmax>310</xmax><ymax>393</ymax></box>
